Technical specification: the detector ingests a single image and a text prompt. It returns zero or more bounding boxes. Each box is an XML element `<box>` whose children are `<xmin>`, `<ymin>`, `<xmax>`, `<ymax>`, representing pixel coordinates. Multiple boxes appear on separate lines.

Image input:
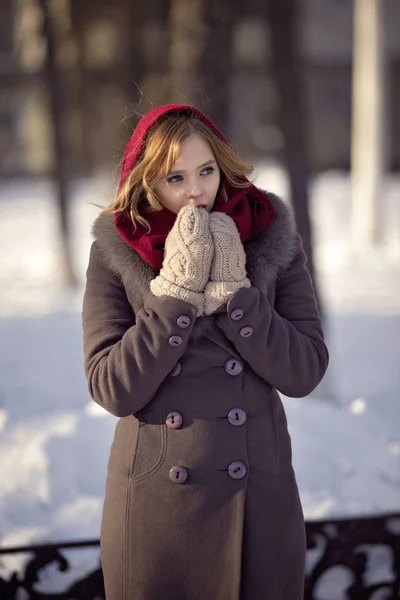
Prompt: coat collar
<box><xmin>92</xmin><ymin>192</ymin><xmax>297</xmax><ymax>306</ymax></box>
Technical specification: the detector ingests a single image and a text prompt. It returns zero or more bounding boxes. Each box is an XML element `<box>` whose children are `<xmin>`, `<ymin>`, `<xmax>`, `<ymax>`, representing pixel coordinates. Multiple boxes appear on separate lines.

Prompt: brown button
<box><xmin>227</xmin><ymin>408</ymin><xmax>247</xmax><ymax>427</ymax></box>
<box><xmin>169</xmin><ymin>466</ymin><xmax>188</xmax><ymax>484</ymax></box>
<box><xmin>166</xmin><ymin>411</ymin><xmax>183</xmax><ymax>429</ymax></box>
<box><xmin>169</xmin><ymin>335</ymin><xmax>183</xmax><ymax>347</ymax></box>
<box><xmin>225</xmin><ymin>358</ymin><xmax>243</xmax><ymax>376</ymax></box>
<box><xmin>230</xmin><ymin>308</ymin><xmax>244</xmax><ymax>321</ymax></box>
<box><xmin>170</xmin><ymin>362</ymin><xmax>182</xmax><ymax>377</ymax></box>
<box><xmin>177</xmin><ymin>315</ymin><xmax>191</xmax><ymax>329</ymax></box>
<box><xmin>228</xmin><ymin>461</ymin><xmax>247</xmax><ymax>480</ymax></box>
<box><xmin>240</xmin><ymin>326</ymin><xmax>253</xmax><ymax>338</ymax></box>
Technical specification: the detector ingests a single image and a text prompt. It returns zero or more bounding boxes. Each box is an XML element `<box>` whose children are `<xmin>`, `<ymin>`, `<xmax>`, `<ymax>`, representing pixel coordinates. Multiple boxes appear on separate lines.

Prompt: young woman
<box><xmin>82</xmin><ymin>104</ymin><xmax>328</xmax><ymax>599</ymax></box>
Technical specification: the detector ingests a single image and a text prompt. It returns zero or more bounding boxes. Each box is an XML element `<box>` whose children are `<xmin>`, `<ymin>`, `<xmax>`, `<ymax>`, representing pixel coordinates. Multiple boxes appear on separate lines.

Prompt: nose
<box><xmin>187</xmin><ymin>182</ymin><xmax>202</xmax><ymax>203</ymax></box>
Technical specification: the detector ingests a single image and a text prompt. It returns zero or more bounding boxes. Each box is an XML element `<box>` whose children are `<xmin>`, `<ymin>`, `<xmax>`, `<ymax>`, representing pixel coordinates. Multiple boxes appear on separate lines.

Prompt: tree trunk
<box><xmin>69</xmin><ymin>0</ymin><xmax>93</xmax><ymax>174</ymax></box>
<box><xmin>268</xmin><ymin>0</ymin><xmax>335</xmax><ymax>403</ymax></box>
<box><xmin>39</xmin><ymin>0</ymin><xmax>76</xmax><ymax>287</ymax></box>
<box><xmin>267</xmin><ymin>0</ymin><xmax>321</xmax><ymax>311</ymax></box>
<box><xmin>166</xmin><ymin>0</ymin><xmax>205</xmax><ymax>103</ymax></box>
<box><xmin>351</xmin><ymin>0</ymin><xmax>386</xmax><ymax>246</ymax></box>
<box><xmin>200</xmin><ymin>0</ymin><xmax>236</xmax><ymax>133</ymax></box>
<box><xmin>120</xmin><ymin>0</ymin><xmax>147</xmax><ymax>113</ymax></box>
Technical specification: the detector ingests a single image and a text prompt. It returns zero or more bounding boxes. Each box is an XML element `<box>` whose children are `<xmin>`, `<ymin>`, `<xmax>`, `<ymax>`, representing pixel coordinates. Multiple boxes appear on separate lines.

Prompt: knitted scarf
<box><xmin>115</xmin><ymin>104</ymin><xmax>278</xmax><ymax>270</ymax></box>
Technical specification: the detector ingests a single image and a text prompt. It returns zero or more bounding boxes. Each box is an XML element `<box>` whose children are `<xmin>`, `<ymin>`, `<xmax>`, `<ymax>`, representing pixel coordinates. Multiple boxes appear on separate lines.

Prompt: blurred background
<box><xmin>0</xmin><ymin>0</ymin><xmax>400</xmax><ymax>597</ymax></box>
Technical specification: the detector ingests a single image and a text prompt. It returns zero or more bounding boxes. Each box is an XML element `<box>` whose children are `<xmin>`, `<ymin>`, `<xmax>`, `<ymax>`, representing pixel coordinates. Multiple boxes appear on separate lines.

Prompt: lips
<box><xmin>197</xmin><ymin>204</ymin><xmax>207</xmax><ymax>208</ymax></box>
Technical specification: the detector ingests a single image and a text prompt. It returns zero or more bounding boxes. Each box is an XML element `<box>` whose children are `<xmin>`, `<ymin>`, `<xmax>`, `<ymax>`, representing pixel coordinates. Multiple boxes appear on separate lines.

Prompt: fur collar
<box><xmin>92</xmin><ymin>192</ymin><xmax>297</xmax><ymax>338</ymax></box>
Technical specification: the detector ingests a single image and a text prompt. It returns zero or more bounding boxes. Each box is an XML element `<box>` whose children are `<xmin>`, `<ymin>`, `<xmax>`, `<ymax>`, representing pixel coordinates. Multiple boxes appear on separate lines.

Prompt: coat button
<box><xmin>169</xmin><ymin>466</ymin><xmax>188</xmax><ymax>484</ymax></box>
<box><xmin>230</xmin><ymin>308</ymin><xmax>244</xmax><ymax>321</ymax></box>
<box><xmin>170</xmin><ymin>362</ymin><xmax>182</xmax><ymax>377</ymax></box>
<box><xmin>240</xmin><ymin>326</ymin><xmax>253</xmax><ymax>338</ymax></box>
<box><xmin>227</xmin><ymin>408</ymin><xmax>247</xmax><ymax>426</ymax></box>
<box><xmin>228</xmin><ymin>461</ymin><xmax>247</xmax><ymax>480</ymax></box>
<box><xmin>225</xmin><ymin>358</ymin><xmax>243</xmax><ymax>376</ymax></box>
<box><xmin>177</xmin><ymin>315</ymin><xmax>191</xmax><ymax>329</ymax></box>
<box><xmin>166</xmin><ymin>411</ymin><xmax>183</xmax><ymax>429</ymax></box>
<box><xmin>169</xmin><ymin>335</ymin><xmax>183</xmax><ymax>347</ymax></box>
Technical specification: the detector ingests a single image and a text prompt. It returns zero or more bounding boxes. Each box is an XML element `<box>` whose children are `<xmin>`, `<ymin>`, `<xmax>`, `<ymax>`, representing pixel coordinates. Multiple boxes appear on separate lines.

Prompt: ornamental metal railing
<box><xmin>0</xmin><ymin>513</ymin><xmax>399</xmax><ymax>599</ymax></box>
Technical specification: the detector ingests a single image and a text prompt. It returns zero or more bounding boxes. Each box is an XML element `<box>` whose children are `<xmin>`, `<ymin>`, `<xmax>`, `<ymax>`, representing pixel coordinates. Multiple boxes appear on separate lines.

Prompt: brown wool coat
<box><xmin>82</xmin><ymin>193</ymin><xmax>329</xmax><ymax>600</ymax></box>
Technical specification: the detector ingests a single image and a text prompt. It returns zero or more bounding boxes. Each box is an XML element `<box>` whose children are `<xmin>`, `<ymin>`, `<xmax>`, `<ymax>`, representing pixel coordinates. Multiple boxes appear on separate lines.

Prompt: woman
<box><xmin>82</xmin><ymin>104</ymin><xmax>328</xmax><ymax>599</ymax></box>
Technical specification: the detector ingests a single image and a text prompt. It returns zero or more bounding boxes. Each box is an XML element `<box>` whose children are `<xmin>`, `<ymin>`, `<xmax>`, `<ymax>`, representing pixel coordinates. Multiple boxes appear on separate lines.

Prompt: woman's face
<box><xmin>154</xmin><ymin>134</ymin><xmax>221</xmax><ymax>214</ymax></box>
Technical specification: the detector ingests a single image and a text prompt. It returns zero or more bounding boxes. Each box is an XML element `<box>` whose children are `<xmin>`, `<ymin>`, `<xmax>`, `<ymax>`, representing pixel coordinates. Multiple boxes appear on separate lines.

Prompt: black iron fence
<box><xmin>0</xmin><ymin>512</ymin><xmax>399</xmax><ymax>599</ymax></box>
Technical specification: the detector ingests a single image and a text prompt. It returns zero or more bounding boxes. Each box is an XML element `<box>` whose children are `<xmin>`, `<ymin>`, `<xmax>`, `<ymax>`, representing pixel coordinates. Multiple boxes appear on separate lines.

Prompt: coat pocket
<box><xmin>248</xmin><ymin>391</ymin><xmax>280</xmax><ymax>474</ymax></box>
<box><xmin>131</xmin><ymin>418</ymin><xmax>167</xmax><ymax>483</ymax></box>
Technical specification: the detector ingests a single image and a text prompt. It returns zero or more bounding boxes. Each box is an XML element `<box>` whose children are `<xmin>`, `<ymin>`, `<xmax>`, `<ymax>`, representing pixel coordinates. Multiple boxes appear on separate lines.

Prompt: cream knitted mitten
<box><xmin>204</xmin><ymin>213</ymin><xmax>251</xmax><ymax>315</ymax></box>
<box><xmin>150</xmin><ymin>205</ymin><xmax>214</xmax><ymax>315</ymax></box>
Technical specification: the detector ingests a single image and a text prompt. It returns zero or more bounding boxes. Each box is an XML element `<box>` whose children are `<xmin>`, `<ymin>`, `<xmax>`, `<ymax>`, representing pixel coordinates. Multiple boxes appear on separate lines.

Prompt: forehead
<box><xmin>174</xmin><ymin>134</ymin><xmax>215</xmax><ymax>164</ymax></box>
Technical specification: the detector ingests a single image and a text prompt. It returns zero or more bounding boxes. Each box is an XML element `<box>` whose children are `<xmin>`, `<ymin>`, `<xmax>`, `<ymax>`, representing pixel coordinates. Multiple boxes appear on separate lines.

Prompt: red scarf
<box><xmin>115</xmin><ymin>104</ymin><xmax>277</xmax><ymax>269</ymax></box>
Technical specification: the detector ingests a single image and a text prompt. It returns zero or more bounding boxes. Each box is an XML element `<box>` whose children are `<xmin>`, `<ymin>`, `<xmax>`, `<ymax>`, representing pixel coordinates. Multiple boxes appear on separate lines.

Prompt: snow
<box><xmin>0</xmin><ymin>167</ymin><xmax>399</xmax><ymax>588</ymax></box>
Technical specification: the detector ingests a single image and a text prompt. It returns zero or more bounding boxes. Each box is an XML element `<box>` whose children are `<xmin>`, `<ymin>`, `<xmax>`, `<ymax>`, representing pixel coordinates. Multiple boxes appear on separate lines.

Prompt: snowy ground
<box><xmin>0</xmin><ymin>166</ymin><xmax>399</xmax><ymax>590</ymax></box>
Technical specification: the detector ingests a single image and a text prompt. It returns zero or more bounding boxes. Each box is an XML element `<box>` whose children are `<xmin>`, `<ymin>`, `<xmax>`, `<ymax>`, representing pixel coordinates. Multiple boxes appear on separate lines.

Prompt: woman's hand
<box><xmin>150</xmin><ymin>206</ymin><xmax>214</xmax><ymax>315</ymax></box>
<box><xmin>204</xmin><ymin>213</ymin><xmax>251</xmax><ymax>315</ymax></box>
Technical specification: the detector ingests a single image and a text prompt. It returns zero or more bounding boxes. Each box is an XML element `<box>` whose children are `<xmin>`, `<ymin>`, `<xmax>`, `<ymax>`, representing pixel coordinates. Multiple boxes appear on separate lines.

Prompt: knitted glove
<box><xmin>204</xmin><ymin>213</ymin><xmax>251</xmax><ymax>315</ymax></box>
<box><xmin>150</xmin><ymin>205</ymin><xmax>214</xmax><ymax>315</ymax></box>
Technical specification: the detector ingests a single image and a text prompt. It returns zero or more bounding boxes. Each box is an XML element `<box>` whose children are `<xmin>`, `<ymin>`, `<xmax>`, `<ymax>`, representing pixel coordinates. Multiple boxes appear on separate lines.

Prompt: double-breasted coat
<box><xmin>82</xmin><ymin>193</ymin><xmax>329</xmax><ymax>600</ymax></box>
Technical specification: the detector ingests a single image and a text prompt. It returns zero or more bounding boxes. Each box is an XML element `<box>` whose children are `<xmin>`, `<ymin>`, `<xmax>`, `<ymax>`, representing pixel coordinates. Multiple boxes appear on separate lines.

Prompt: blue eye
<box><xmin>201</xmin><ymin>166</ymin><xmax>215</xmax><ymax>176</ymax></box>
<box><xmin>166</xmin><ymin>174</ymin><xmax>183</xmax><ymax>184</ymax></box>
<box><xmin>166</xmin><ymin>166</ymin><xmax>215</xmax><ymax>183</ymax></box>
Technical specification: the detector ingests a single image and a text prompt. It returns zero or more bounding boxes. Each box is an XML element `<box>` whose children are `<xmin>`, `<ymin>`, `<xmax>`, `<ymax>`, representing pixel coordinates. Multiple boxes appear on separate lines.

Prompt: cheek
<box><xmin>158</xmin><ymin>186</ymin><xmax>186</xmax><ymax>211</ymax></box>
<box><xmin>208</xmin><ymin>174</ymin><xmax>221</xmax><ymax>197</ymax></box>
<box><xmin>167</xmin><ymin>188</ymin><xmax>186</xmax><ymax>207</ymax></box>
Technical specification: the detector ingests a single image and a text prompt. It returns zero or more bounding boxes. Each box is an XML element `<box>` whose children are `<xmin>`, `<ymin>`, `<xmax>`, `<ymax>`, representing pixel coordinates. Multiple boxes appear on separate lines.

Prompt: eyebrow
<box><xmin>168</xmin><ymin>159</ymin><xmax>216</xmax><ymax>175</ymax></box>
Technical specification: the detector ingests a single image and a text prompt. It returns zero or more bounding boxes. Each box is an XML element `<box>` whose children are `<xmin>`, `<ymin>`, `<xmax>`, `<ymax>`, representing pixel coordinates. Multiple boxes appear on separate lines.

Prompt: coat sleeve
<box><xmin>215</xmin><ymin>235</ymin><xmax>329</xmax><ymax>397</ymax></box>
<box><xmin>82</xmin><ymin>242</ymin><xmax>197</xmax><ymax>417</ymax></box>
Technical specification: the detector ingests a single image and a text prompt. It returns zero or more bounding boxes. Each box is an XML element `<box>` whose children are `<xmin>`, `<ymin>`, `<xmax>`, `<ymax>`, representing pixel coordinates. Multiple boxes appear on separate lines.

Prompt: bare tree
<box><xmin>38</xmin><ymin>0</ymin><xmax>76</xmax><ymax>287</ymax></box>
<box><xmin>351</xmin><ymin>0</ymin><xmax>386</xmax><ymax>246</ymax></box>
<box><xmin>70</xmin><ymin>0</ymin><xmax>148</xmax><ymax>168</ymax></box>
<box><xmin>200</xmin><ymin>0</ymin><xmax>236</xmax><ymax>132</ymax></box>
<box><xmin>166</xmin><ymin>0</ymin><xmax>205</xmax><ymax>103</ymax></box>
<box><xmin>267</xmin><ymin>0</ymin><xmax>321</xmax><ymax>312</ymax></box>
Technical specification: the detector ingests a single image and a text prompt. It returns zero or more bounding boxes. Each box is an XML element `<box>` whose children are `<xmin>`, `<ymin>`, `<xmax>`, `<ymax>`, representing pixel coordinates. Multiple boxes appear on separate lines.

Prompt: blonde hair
<box><xmin>107</xmin><ymin>110</ymin><xmax>253</xmax><ymax>231</ymax></box>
